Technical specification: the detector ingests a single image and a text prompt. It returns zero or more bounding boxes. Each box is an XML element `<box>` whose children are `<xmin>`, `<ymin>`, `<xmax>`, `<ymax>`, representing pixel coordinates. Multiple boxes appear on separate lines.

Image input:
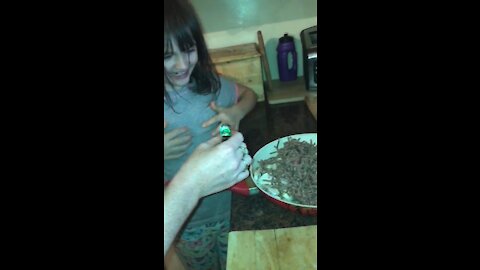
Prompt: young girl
<box><xmin>164</xmin><ymin>0</ymin><xmax>257</xmax><ymax>269</ymax></box>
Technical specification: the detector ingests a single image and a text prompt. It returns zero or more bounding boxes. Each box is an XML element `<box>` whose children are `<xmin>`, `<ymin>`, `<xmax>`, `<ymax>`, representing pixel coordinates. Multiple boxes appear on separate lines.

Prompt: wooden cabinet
<box><xmin>209</xmin><ymin>43</ymin><xmax>265</xmax><ymax>101</ymax></box>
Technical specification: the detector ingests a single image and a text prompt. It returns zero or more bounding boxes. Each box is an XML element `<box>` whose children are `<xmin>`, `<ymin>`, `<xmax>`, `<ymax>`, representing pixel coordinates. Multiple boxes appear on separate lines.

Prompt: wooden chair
<box><xmin>256</xmin><ymin>30</ymin><xmax>273</xmax><ymax>103</ymax></box>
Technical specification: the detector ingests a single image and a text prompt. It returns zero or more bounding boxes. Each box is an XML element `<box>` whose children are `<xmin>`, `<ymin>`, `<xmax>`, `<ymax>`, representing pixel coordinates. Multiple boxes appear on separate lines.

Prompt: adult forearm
<box><xmin>163</xmin><ymin>178</ymin><xmax>200</xmax><ymax>256</ymax></box>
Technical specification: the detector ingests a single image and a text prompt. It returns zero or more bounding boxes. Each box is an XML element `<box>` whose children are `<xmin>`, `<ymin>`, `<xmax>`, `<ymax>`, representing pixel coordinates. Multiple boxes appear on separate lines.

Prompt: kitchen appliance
<box><xmin>276</xmin><ymin>33</ymin><xmax>297</xmax><ymax>81</ymax></box>
<box><xmin>300</xmin><ymin>26</ymin><xmax>317</xmax><ymax>91</ymax></box>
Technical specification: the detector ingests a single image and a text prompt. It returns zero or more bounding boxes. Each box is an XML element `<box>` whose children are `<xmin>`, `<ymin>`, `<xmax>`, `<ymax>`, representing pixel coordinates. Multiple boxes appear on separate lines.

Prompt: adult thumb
<box><xmin>201</xmin><ymin>135</ymin><xmax>222</xmax><ymax>148</ymax></box>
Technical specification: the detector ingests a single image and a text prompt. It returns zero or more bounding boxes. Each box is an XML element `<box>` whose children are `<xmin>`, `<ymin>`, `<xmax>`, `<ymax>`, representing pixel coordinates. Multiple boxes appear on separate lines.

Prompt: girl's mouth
<box><xmin>168</xmin><ymin>71</ymin><xmax>189</xmax><ymax>81</ymax></box>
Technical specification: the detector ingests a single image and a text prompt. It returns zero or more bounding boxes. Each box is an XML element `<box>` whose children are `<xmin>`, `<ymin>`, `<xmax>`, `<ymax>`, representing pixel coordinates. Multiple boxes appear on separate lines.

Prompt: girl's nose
<box><xmin>174</xmin><ymin>54</ymin><xmax>188</xmax><ymax>69</ymax></box>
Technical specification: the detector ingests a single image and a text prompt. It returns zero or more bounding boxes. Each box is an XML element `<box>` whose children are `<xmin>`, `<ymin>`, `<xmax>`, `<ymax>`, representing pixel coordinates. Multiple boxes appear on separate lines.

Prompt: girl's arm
<box><xmin>231</xmin><ymin>83</ymin><xmax>258</xmax><ymax>122</ymax></box>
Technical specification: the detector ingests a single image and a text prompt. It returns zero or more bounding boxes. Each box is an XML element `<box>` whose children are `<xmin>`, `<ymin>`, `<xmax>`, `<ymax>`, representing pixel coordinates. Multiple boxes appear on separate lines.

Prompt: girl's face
<box><xmin>164</xmin><ymin>38</ymin><xmax>198</xmax><ymax>91</ymax></box>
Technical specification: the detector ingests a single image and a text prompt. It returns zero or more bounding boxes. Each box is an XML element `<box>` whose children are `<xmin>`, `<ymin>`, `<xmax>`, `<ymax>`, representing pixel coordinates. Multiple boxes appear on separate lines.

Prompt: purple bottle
<box><xmin>277</xmin><ymin>33</ymin><xmax>298</xmax><ymax>81</ymax></box>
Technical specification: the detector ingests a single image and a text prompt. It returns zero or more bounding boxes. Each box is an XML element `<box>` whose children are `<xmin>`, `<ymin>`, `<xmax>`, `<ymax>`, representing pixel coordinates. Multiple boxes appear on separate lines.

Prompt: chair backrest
<box><xmin>257</xmin><ymin>30</ymin><xmax>273</xmax><ymax>93</ymax></box>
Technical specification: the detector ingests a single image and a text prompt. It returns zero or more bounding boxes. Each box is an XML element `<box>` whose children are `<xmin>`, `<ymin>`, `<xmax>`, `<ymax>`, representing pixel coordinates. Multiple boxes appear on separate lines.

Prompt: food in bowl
<box><xmin>255</xmin><ymin>137</ymin><xmax>317</xmax><ymax>206</ymax></box>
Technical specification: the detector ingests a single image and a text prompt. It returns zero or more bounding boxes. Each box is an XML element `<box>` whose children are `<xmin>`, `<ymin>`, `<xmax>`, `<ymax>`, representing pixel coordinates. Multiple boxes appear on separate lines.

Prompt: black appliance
<box><xmin>300</xmin><ymin>26</ymin><xmax>317</xmax><ymax>91</ymax></box>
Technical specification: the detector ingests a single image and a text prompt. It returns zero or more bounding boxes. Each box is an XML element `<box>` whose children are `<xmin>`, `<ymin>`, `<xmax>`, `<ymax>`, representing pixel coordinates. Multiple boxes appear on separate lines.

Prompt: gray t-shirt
<box><xmin>164</xmin><ymin>76</ymin><xmax>237</xmax><ymax>226</ymax></box>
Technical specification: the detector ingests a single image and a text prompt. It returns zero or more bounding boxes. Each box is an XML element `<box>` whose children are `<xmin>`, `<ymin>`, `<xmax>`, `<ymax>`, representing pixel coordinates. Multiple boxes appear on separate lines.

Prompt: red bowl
<box><xmin>262</xmin><ymin>193</ymin><xmax>317</xmax><ymax>216</ymax></box>
<box><xmin>249</xmin><ymin>133</ymin><xmax>317</xmax><ymax>216</ymax></box>
<box><xmin>230</xmin><ymin>176</ymin><xmax>259</xmax><ymax>197</ymax></box>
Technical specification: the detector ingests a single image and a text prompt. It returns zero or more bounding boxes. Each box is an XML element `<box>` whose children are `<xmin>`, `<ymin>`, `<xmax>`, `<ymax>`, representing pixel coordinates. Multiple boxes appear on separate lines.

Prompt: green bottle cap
<box><xmin>219</xmin><ymin>124</ymin><xmax>232</xmax><ymax>139</ymax></box>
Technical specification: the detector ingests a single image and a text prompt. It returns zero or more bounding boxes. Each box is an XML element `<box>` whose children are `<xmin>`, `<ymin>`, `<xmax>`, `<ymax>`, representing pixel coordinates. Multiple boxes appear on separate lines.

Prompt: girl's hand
<box><xmin>164</xmin><ymin>120</ymin><xmax>192</xmax><ymax>160</ymax></box>
<box><xmin>202</xmin><ymin>101</ymin><xmax>241</xmax><ymax>136</ymax></box>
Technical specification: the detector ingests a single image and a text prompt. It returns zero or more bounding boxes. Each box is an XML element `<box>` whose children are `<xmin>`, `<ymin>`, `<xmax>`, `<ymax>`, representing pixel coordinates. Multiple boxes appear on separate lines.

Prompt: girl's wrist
<box><xmin>228</xmin><ymin>106</ymin><xmax>244</xmax><ymax>124</ymax></box>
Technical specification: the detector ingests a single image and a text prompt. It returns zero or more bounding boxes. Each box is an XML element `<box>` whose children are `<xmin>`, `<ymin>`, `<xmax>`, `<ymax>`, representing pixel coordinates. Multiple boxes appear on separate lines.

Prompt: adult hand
<box><xmin>164</xmin><ymin>120</ymin><xmax>192</xmax><ymax>160</ymax></box>
<box><xmin>174</xmin><ymin>132</ymin><xmax>252</xmax><ymax>198</ymax></box>
<box><xmin>202</xmin><ymin>101</ymin><xmax>242</xmax><ymax>136</ymax></box>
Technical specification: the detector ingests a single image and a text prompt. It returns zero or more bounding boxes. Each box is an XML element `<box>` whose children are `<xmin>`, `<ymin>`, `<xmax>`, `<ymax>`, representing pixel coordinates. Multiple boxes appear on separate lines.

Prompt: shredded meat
<box><xmin>258</xmin><ymin>137</ymin><xmax>317</xmax><ymax>206</ymax></box>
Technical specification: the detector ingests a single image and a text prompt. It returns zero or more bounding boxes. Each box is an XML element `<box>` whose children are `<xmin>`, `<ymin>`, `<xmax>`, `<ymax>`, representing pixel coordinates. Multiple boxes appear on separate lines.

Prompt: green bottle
<box><xmin>219</xmin><ymin>124</ymin><xmax>232</xmax><ymax>141</ymax></box>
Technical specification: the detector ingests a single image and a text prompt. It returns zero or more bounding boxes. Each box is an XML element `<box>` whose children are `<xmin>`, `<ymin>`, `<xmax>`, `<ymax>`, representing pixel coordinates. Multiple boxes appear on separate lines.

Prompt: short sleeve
<box><xmin>215</xmin><ymin>76</ymin><xmax>238</xmax><ymax>108</ymax></box>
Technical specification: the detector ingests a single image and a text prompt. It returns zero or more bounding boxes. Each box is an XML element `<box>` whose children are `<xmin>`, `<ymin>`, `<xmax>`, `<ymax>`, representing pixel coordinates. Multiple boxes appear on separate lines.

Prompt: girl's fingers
<box><xmin>211</xmin><ymin>123</ymin><xmax>222</xmax><ymax>136</ymax></box>
<box><xmin>167</xmin><ymin>151</ymin><xmax>187</xmax><ymax>159</ymax></box>
<box><xmin>165</xmin><ymin>128</ymin><xmax>189</xmax><ymax>139</ymax></box>
<box><xmin>170</xmin><ymin>133</ymin><xmax>192</xmax><ymax>145</ymax></box>
<box><xmin>167</xmin><ymin>144</ymin><xmax>192</xmax><ymax>158</ymax></box>
<box><xmin>202</xmin><ymin>115</ymin><xmax>219</xmax><ymax>128</ymax></box>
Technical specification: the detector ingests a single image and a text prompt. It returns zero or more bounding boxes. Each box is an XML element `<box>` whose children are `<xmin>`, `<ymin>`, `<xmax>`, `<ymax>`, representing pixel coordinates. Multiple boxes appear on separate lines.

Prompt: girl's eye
<box><xmin>164</xmin><ymin>54</ymin><xmax>173</xmax><ymax>60</ymax></box>
<box><xmin>187</xmin><ymin>46</ymin><xmax>196</xmax><ymax>53</ymax></box>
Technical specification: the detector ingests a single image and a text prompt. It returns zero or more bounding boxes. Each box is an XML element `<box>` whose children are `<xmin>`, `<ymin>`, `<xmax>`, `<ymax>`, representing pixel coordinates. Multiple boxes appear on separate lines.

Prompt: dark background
<box><xmin>2</xmin><ymin>3</ymin><xmax>477</xmax><ymax>269</ymax></box>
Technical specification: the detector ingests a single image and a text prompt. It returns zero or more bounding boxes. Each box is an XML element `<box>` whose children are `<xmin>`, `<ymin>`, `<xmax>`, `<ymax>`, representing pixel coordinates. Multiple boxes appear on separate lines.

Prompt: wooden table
<box><xmin>226</xmin><ymin>225</ymin><xmax>317</xmax><ymax>270</ymax></box>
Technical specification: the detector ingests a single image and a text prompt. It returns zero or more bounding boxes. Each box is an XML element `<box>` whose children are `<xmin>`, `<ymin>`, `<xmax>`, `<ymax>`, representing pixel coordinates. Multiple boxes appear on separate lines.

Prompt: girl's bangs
<box><xmin>176</xmin><ymin>29</ymin><xmax>196</xmax><ymax>50</ymax></box>
<box><xmin>165</xmin><ymin>21</ymin><xmax>196</xmax><ymax>53</ymax></box>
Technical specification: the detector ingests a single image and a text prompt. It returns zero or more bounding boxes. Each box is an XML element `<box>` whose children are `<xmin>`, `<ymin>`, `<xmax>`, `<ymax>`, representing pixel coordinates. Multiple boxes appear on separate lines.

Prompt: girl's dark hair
<box><xmin>164</xmin><ymin>0</ymin><xmax>220</xmax><ymax>108</ymax></box>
